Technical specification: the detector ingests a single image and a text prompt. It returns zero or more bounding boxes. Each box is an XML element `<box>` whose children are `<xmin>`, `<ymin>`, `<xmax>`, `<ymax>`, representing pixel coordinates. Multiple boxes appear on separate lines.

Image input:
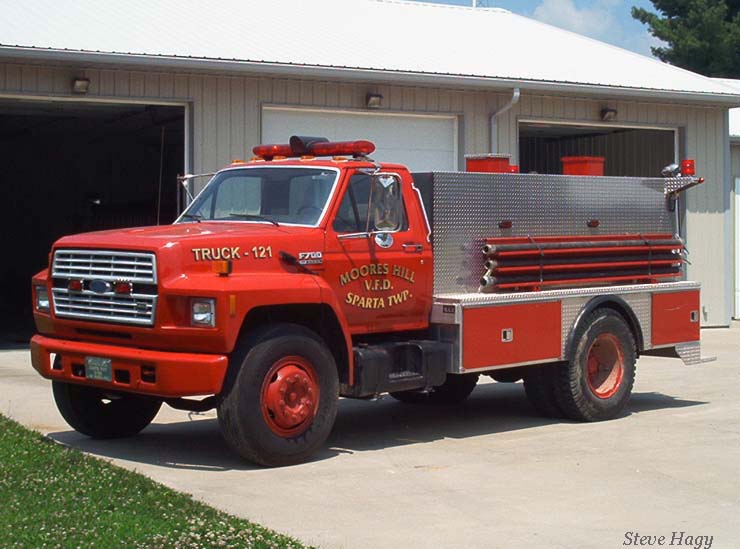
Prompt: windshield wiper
<box><xmin>228</xmin><ymin>213</ymin><xmax>279</xmax><ymax>226</ymax></box>
<box><xmin>180</xmin><ymin>213</ymin><xmax>202</xmax><ymax>223</ymax></box>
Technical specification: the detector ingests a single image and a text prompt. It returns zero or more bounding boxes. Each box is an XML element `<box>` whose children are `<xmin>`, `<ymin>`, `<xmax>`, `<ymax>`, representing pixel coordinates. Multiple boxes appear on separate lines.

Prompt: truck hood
<box><xmin>52</xmin><ymin>222</ymin><xmax>326</xmax><ymax>281</ymax></box>
<box><xmin>54</xmin><ymin>222</ymin><xmax>305</xmax><ymax>246</ymax></box>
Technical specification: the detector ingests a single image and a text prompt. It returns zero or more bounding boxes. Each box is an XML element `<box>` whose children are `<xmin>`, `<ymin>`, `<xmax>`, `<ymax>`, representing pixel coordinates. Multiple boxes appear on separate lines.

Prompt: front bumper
<box><xmin>30</xmin><ymin>335</ymin><xmax>229</xmax><ymax>398</ymax></box>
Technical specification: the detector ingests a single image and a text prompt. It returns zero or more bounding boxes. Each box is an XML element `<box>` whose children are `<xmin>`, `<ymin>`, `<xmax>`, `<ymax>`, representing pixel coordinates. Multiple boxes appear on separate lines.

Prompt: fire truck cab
<box><xmin>30</xmin><ymin>136</ymin><xmax>706</xmax><ymax>466</ymax></box>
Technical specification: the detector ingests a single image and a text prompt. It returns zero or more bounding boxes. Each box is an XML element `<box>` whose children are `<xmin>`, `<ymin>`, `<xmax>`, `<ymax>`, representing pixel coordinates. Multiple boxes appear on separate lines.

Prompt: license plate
<box><xmin>85</xmin><ymin>356</ymin><xmax>112</xmax><ymax>382</ymax></box>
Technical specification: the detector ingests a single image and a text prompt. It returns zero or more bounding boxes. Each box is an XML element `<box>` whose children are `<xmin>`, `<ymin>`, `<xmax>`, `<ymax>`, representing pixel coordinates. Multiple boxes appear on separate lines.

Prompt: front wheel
<box><xmin>552</xmin><ymin>308</ymin><xmax>637</xmax><ymax>421</ymax></box>
<box><xmin>52</xmin><ymin>381</ymin><xmax>161</xmax><ymax>438</ymax></box>
<box><xmin>217</xmin><ymin>325</ymin><xmax>339</xmax><ymax>467</ymax></box>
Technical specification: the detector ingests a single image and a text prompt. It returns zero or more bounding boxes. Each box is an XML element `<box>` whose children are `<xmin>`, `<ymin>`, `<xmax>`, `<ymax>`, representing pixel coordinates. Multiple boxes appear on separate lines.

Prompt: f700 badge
<box><xmin>298</xmin><ymin>251</ymin><xmax>323</xmax><ymax>265</ymax></box>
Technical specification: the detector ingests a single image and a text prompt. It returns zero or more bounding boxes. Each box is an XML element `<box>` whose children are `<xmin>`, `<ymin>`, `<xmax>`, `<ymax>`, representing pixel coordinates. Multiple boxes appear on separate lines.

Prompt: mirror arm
<box><xmin>365</xmin><ymin>177</ymin><xmax>375</xmax><ymax>234</ymax></box>
<box><xmin>337</xmin><ymin>232</ymin><xmax>370</xmax><ymax>240</ymax></box>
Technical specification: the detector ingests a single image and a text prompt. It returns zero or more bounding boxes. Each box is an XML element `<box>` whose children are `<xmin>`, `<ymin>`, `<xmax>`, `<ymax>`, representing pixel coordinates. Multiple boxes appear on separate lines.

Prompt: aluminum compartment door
<box><xmin>461</xmin><ymin>301</ymin><xmax>562</xmax><ymax>370</ymax></box>
<box><xmin>262</xmin><ymin>107</ymin><xmax>458</xmax><ymax>171</ymax></box>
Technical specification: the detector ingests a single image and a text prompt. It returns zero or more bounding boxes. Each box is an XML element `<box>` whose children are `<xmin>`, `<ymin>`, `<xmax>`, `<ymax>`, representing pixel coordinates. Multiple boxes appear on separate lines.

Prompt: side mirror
<box><xmin>661</xmin><ymin>163</ymin><xmax>680</xmax><ymax>178</ymax></box>
<box><xmin>368</xmin><ymin>173</ymin><xmax>402</xmax><ymax>233</ymax></box>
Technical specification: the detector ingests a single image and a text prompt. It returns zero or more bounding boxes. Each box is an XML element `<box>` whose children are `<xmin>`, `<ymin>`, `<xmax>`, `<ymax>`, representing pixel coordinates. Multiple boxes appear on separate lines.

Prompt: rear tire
<box><xmin>217</xmin><ymin>324</ymin><xmax>339</xmax><ymax>467</ymax></box>
<box><xmin>52</xmin><ymin>381</ymin><xmax>161</xmax><ymax>438</ymax></box>
<box><xmin>389</xmin><ymin>373</ymin><xmax>479</xmax><ymax>405</ymax></box>
<box><xmin>523</xmin><ymin>364</ymin><xmax>563</xmax><ymax>418</ymax></box>
<box><xmin>490</xmin><ymin>368</ymin><xmax>524</xmax><ymax>383</ymax></box>
<box><xmin>552</xmin><ymin>308</ymin><xmax>636</xmax><ymax>421</ymax></box>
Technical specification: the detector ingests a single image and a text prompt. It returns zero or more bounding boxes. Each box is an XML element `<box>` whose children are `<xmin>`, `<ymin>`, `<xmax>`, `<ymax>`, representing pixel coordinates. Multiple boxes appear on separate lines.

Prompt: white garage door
<box><xmin>262</xmin><ymin>107</ymin><xmax>458</xmax><ymax>171</ymax></box>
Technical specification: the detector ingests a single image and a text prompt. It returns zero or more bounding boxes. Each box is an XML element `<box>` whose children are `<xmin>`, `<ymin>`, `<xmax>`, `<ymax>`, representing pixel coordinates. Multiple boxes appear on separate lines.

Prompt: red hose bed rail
<box><xmin>480</xmin><ymin>233</ymin><xmax>684</xmax><ymax>292</ymax></box>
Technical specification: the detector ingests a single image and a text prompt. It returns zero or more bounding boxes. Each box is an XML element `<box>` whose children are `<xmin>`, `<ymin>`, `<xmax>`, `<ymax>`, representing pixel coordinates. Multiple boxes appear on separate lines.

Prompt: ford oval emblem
<box><xmin>89</xmin><ymin>279</ymin><xmax>112</xmax><ymax>294</ymax></box>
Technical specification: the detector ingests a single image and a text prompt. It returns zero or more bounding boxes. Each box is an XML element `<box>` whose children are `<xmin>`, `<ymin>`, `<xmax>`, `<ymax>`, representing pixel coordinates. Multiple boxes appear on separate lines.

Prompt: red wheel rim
<box><xmin>586</xmin><ymin>333</ymin><xmax>624</xmax><ymax>399</ymax></box>
<box><xmin>260</xmin><ymin>356</ymin><xmax>320</xmax><ymax>437</ymax></box>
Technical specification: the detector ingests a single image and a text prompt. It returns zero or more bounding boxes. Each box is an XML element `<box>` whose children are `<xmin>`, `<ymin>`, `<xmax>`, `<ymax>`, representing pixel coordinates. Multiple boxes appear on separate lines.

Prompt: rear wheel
<box><xmin>552</xmin><ymin>308</ymin><xmax>636</xmax><ymax>421</ymax></box>
<box><xmin>52</xmin><ymin>381</ymin><xmax>161</xmax><ymax>438</ymax></box>
<box><xmin>523</xmin><ymin>364</ymin><xmax>563</xmax><ymax>418</ymax></box>
<box><xmin>217</xmin><ymin>324</ymin><xmax>339</xmax><ymax>467</ymax></box>
<box><xmin>389</xmin><ymin>373</ymin><xmax>479</xmax><ymax>405</ymax></box>
<box><xmin>490</xmin><ymin>368</ymin><xmax>524</xmax><ymax>383</ymax></box>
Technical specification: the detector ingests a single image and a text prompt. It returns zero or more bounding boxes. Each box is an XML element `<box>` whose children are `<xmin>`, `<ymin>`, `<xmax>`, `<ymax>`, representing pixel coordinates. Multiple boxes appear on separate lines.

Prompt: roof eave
<box><xmin>4</xmin><ymin>46</ymin><xmax>740</xmax><ymax>107</ymax></box>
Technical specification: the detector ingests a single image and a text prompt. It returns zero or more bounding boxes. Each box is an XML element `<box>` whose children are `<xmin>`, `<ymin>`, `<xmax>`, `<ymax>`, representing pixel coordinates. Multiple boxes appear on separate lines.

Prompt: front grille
<box><xmin>51</xmin><ymin>249</ymin><xmax>157</xmax><ymax>326</ymax></box>
<box><xmin>52</xmin><ymin>249</ymin><xmax>156</xmax><ymax>284</ymax></box>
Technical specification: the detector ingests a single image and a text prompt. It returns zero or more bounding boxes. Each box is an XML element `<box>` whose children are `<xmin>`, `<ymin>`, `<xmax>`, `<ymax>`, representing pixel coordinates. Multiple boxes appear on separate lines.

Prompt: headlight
<box><xmin>35</xmin><ymin>286</ymin><xmax>50</xmax><ymax>312</ymax></box>
<box><xmin>191</xmin><ymin>298</ymin><xmax>215</xmax><ymax>327</ymax></box>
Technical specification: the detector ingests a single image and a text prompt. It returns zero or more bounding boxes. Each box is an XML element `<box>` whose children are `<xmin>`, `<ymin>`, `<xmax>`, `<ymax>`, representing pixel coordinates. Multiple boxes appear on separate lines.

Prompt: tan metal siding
<box><xmin>732</xmin><ymin>143</ymin><xmax>740</xmax><ymax>319</ymax></box>
<box><xmin>0</xmin><ymin>61</ymin><xmax>732</xmax><ymax>325</ymax></box>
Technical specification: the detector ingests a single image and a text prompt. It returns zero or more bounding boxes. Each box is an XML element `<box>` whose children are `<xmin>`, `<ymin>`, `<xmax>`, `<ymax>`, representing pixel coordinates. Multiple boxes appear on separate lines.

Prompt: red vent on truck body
<box><xmin>465</xmin><ymin>154</ymin><xmax>512</xmax><ymax>173</ymax></box>
<box><xmin>561</xmin><ymin>156</ymin><xmax>605</xmax><ymax>176</ymax></box>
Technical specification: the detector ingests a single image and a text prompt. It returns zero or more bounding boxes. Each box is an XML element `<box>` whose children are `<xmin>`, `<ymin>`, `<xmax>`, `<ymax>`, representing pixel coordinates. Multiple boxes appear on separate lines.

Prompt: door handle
<box><xmin>402</xmin><ymin>243</ymin><xmax>423</xmax><ymax>253</ymax></box>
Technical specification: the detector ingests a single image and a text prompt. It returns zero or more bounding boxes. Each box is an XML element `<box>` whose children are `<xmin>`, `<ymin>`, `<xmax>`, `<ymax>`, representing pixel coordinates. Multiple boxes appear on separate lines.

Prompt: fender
<box><xmin>312</xmin><ymin>275</ymin><xmax>356</xmax><ymax>384</ymax></box>
<box><xmin>564</xmin><ymin>295</ymin><xmax>645</xmax><ymax>361</ymax></box>
<box><xmin>205</xmin><ymin>271</ymin><xmax>355</xmax><ymax>385</ymax></box>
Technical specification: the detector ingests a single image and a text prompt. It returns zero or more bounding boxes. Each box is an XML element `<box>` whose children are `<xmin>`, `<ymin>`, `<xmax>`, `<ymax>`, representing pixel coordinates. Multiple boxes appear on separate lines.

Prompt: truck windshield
<box><xmin>178</xmin><ymin>167</ymin><xmax>338</xmax><ymax>226</ymax></box>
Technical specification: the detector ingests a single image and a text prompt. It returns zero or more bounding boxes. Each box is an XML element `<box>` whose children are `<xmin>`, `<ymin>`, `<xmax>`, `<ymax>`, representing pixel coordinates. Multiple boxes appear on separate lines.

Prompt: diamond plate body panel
<box><xmin>621</xmin><ymin>293</ymin><xmax>651</xmax><ymax>350</ymax></box>
<box><xmin>557</xmin><ymin>292</ymin><xmax>651</xmax><ymax>354</ymax></box>
<box><xmin>675</xmin><ymin>342</ymin><xmax>702</xmax><ymax>365</ymax></box>
<box><xmin>663</xmin><ymin>176</ymin><xmax>701</xmax><ymax>194</ymax></box>
<box><xmin>419</xmin><ymin>172</ymin><xmax>679</xmax><ymax>294</ymax></box>
<box><xmin>560</xmin><ymin>297</ymin><xmax>589</xmax><ymax>357</ymax></box>
<box><xmin>433</xmin><ymin>281</ymin><xmax>699</xmax><ymax>306</ymax></box>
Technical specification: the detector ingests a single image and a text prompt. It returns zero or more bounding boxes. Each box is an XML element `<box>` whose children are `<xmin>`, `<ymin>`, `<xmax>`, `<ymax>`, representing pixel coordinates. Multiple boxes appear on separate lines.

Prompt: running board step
<box><xmin>341</xmin><ymin>340</ymin><xmax>451</xmax><ymax>398</ymax></box>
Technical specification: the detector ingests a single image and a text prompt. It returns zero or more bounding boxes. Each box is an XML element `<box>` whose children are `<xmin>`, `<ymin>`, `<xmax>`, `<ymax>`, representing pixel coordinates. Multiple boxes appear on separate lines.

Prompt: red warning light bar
<box><xmin>252</xmin><ymin>136</ymin><xmax>375</xmax><ymax>160</ymax></box>
<box><xmin>310</xmin><ymin>140</ymin><xmax>375</xmax><ymax>157</ymax></box>
<box><xmin>252</xmin><ymin>143</ymin><xmax>293</xmax><ymax>160</ymax></box>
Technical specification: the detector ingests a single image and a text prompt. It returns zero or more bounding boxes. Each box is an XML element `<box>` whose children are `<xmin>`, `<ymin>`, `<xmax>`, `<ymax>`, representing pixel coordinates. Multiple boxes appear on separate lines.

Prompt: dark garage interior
<box><xmin>0</xmin><ymin>100</ymin><xmax>184</xmax><ymax>341</ymax></box>
<box><xmin>519</xmin><ymin>123</ymin><xmax>675</xmax><ymax>177</ymax></box>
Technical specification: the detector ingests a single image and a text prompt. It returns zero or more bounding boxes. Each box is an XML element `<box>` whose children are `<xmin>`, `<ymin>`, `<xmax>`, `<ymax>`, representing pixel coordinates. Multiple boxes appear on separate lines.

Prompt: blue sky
<box><xmin>408</xmin><ymin>0</ymin><xmax>662</xmax><ymax>57</ymax></box>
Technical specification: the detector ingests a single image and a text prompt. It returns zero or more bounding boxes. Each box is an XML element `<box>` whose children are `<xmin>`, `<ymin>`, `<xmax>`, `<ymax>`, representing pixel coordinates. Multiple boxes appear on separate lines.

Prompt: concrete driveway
<box><xmin>1</xmin><ymin>326</ymin><xmax>739</xmax><ymax>549</ymax></box>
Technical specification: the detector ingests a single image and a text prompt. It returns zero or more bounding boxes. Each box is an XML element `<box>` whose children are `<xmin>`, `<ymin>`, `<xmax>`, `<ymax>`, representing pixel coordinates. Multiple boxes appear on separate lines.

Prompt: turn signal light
<box><xmin>212</xmin><ymin>260</ymin><xmax>232</xmax><ymax>276</ymax></box>
<box><xmin>114</xmin><ymin>281</ymin><xmax>132</xmax><ymax>294</ymax></box>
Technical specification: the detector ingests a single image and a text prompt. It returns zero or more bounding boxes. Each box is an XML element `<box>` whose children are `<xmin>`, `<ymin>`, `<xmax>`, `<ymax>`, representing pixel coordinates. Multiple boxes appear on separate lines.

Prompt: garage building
<box><xmin>723</xmin><ymin>80</ymin><xmax>740</xmax><ymax>318</ymax></box>
<box><xmin>1</xmin><ymin>0</ymin><xmax>739</xmax><ymax>335</ymax></box>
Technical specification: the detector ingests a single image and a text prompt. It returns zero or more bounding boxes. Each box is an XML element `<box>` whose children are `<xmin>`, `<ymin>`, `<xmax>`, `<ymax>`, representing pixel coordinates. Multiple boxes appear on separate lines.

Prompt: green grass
<box><xmin>0</xmin><ymin>414</ymin><xmax>309</xmax><ymax>548</ymax></box>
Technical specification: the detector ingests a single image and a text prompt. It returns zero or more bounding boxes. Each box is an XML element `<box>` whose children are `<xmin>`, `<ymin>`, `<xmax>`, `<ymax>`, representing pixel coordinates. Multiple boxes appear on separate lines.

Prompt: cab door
<box><xmin>323</xmin><ymin>170</ymin><xmax>432</xmax><ymax>334</ymax></box>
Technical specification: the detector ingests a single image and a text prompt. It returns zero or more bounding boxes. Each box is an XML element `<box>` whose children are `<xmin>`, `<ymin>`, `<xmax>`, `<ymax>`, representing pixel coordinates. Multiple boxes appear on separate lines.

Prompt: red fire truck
<box><xmin>30</xmin><ymin>136</ymin><xmax>706</xmax><ymax>466</ymax></box>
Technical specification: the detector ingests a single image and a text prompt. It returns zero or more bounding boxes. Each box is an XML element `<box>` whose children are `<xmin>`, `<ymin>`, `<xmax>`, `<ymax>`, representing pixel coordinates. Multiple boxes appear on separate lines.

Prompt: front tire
<box><xmin>552</xmin><ymin>308</ymin><xmax>637</xmax><ymax>421</ymax></box>
<box><xmin>217</xmin><ymin>325</ymin><xmax>339</xmax><ymax>467</ymax></box>
<box><xmin>52</xmin><ymin>381</ymin><xmax>161</xmax><ymax>438</ymax></box>
<box><xmin>389</xmin><ymin>373</ymin><xmax>479</xmax><ymax>405</ymax></box>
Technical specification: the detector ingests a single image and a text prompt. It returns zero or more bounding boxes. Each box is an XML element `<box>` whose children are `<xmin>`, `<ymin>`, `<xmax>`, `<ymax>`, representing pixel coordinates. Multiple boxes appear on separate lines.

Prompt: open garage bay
<box><xmin>0</xmin><ymin>99</ymin><xmax>184</xmax><ymax>341</ymax></box>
